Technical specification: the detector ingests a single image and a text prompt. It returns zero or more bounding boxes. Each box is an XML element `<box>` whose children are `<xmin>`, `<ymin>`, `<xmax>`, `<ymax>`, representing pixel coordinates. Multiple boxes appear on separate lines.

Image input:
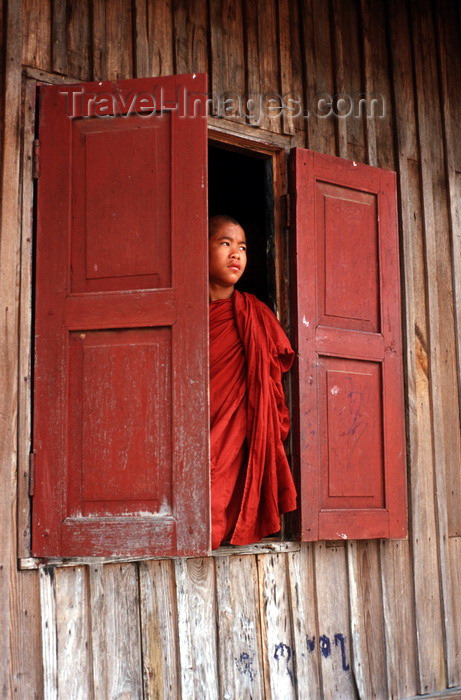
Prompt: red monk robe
<box><xmin>210</xmin><ymin>289</ymin><xmax>297</xmax><ymax>549</ymax></box>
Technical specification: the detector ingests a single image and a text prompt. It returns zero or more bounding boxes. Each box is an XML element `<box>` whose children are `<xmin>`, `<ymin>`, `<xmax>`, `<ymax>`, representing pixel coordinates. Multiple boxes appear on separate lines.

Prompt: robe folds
<box><xmin>209</xmin><ymin>290</ymin><xmax>297</xmax><ymax>549</ymax></box>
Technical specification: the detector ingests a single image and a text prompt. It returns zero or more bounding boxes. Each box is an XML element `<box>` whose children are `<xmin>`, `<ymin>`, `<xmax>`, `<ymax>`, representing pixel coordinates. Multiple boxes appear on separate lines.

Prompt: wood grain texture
<box><xmin>105</xmin><ymin>0</ymin><xmax>134</xmax><ymax>79</ymax></box>
<box><xmin>257</xmin><ymin>553</ymin><xmax>296</xmax><ymax>699</ymax></box>
<box><xmin>286</xmin><ymin>544</ymin><xmax>321</xmax><ymax>697</ymax></box>
<box><xmin>359</xmin><ymin>0</ymin><xmax>395</xmax><ymax>170</ymax></box>
<box><xmin>39</xmin><ymin>567</ymin><xmax>58</xmax><ymax>699</ymax></box>
<box><xmin>331</xmin><ymin>0</ymin><xmax>366</xmax><ymax>162</ymax></box>
<box><xmin>389</xmin><ymin>0</ymin><xmax>445</xmax><ymax>692</ymax></box>
<box><xmin>173</xmin><ymin>0</ymin><xmax>208</xmax><ymax>75</ymax></box>
<box><xmin>255</xmin><ymin>0</ymin><xmax>282</xmax><ymax>133</ymax></box>
<box><xmin>1</xmin><ymin>0</ymin><xmax>28</xmax><ymax>696</ymax></box>
<box><xmin>447</xmin><ymin>537</ymin><xmax>461</xmax><ymax>687</ymax></box>
<box><xmin>67</xmin><ymin>0</ymin><xmax>91</xmax><ymax>80</ymax></box>
<box><xmin>436</xmin><ymin>0</ymin><xmax>461</xmax><ymax>539</ymax></box>
<box><xmin>9</xmin><ymin>569</ymin><xmax>43</xmax><ymax>699</ymax></box>
<box><xmin>313</xmin><ymin>543</ymin><xmax>356</xmax><ymax>699</ymax></box>
<box><xmin>139</xmin><ymin>559</ymin><xmax>180</xmax><ymax>699</ymax></box>
<box><xmin>299</xmin><ymin>0</ymin><xmax>336</xmax><ymax>153</ymax></box>
<box><xmin>88</xmin><ymin>564</ymin><xmax>107</xmax><ymax>698</ymax></box>
<box><xmin>21</xmin><ymin>0</ymin><xmax>51</xmax><ymax>70</ymax></box>
<box><xmin>91</xmin><ymin>0</ymin><xmax>107</xmax><ymax>80</ymax></box>
<box><xmin>242</xmin><ymin>0</ymin><xmax>260</xmax><ymax>128</ymax></box>
<box><xmin>17</xmin><ymin>78</ymin><xmax>35</xmax><ymax>558</ymax></box>
<box><xmin>380</xmin><ymin>540</ymin><xmax>418</xmax><ymax>699</ymax></box>
<box><xmin>244</xmin><ymin>0</ymin><xmax>282</xmax><ymax>133</ymax></box>
<box><xmin>51</xmin><ymin>0</ymin><xmax>67</xmax><ymax>74</ymax></box>
<box><xmin>277</xmin><ymin>0</ymin><xmax>304</xmax><ymax>137</ymax></box>
<box><xmin>175</xmin><ymin>557</ymin><xmax>219</xmax><ymax>698</ymax></box>
<box><xmin>215</xmin><ymin>554</ymin><xmax>264</xmax><ymax>698</ymax></box>
<box><xmin>411</xmin><ymin>0</ymin><xmax>459</xmax><ymax>690</ymax></box>
<box><xmin>100</xmin><ymin>563</ymin><xmax>144</xmax><ymax>698</ymax></box>
<box><xmin>55</xmin><ymin>567</ymin><xmax>92</xmax><ymax>699</ymax></box>
<box><xmin>134</xmin><ymin>0</ymin><xmax>174</xmax><ymax>78</ymax></box>
<box><xmin>347</xmin><ymin>541</ymin><xmax>388</xmax><ymax>699</ymax></box>
<box><xmin>209</xmin><ymin>0</ymin><xmax>245</xmax><ymax>121</ymax></box>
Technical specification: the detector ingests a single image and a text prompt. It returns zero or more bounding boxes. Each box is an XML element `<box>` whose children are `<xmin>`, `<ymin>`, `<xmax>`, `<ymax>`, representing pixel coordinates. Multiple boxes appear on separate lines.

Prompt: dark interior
<box><xmin>208</xmin><ymin>143</ymin><xmax>275</xmax><ymax>310</ymax></box>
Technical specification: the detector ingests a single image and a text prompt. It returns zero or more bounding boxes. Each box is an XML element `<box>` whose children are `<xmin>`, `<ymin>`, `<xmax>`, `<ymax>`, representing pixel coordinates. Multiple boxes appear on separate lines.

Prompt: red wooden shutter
<box><xmin>32</xmin><ymin>74</ymin><xmax>209</xmax><ymax>557</ymax></box>
<box><xmin>291</xmin><ymin>149</ymin><xmax>407</xmax><ymax>541</ymax></box>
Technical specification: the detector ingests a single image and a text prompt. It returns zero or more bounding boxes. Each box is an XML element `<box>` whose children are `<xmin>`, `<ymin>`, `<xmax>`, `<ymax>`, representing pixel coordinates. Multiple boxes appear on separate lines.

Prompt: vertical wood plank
<box><xmin>209</xmin><ymin>0</ymin><xmax>245</xmax><ymax>121</ymax></box>
<box><xmin>9</xmin><ymin>570</ymin><xmax>43</xmax><ymax>698</ymax></box>
<box><xmin>286</xmin><ymin>544</ymin><xmax>321</xmax><ymax>697</ymax></box>
<box><xmin>67</xmin><ymin>0</ymin><xmax>91</xmax><ymax>80</ymax></box>
<box><xmin>55</xmin><ymin>567</ymin><xmax>92</xmax><ymax>699</ymax></box>
<box><xmin>277</xmin><ymin>0</ymin><xmax>304</xmax><ymax>138</ymax></box>
<box><xmin>411</xmin><ymin>0</ymin><xmax>459</xmax><ymax>690</ymax></box>
<box><xmin>331</xmin><ymin>0</ymin><xmax>366</xmax><ymax>162</ymax></box>
<box><xmin>51</xmin><ymin>0</ymin><xmax>68</xmax><ymax>75</ymax></box>
<box><xmin>242</xmin><ymin>0</ymin><xmax>261</xmax><ymax>128</ymax></box>
<box><xmin>256</xmin><ymin>0</ymin><xmax>282</xmax><ymax>133</ymax></box>
<box><xmin>134</xmin><ymin>0</ymin><xmax>174</xmax><ymax>78</ymax></box>
<box><xmin>388</xmin><ymin>0</ymin><xmax>445</xmax><ymax>693</ymax></box>
<box><xmin>436</xmin><ymin>0</ymin><xmax>461</xmax><ymax>540</ymax></box>
<box><xmin>299</xmin><ymin>0</ymin><xmax>336</xmax><ymax>153</ymax></box>
<box><xmin>359</xmin><ymin>0</ymin><xmax>395</xmax><ymax>170</ymax></box>
<box><xmin>105</xmin><ymin>0</ymin><xmax>134</xmax><ymax>80</ymax></box>
<box><xmin>380</xmin><ymin>540</ymin><xmax>418</xmax><ymax>698</ymax></box>
<box><xmin>102</xmin><ymin>563</ymin><xmax>144</xmax><ymax>699</ymax></box>
<box><xmin>139</xmin><ymin>559</ymin><xmax>180</xmax><ymax>699</ymax></box>
<box><xmin>1</xmin><ymin>0</ymin><xmax>27</xmax><ymax>696</ymax></box>
<box><xmin>447</xmin><ymin>537</ymin><xmax>461</xmax><ymax>687</ymax></box>
<box><xmin>314</xmin><ymin>543</ymin><xmax>356</xmax><ymax>699</ymax></box>
<box><xmin>243</xmin><ymin>0</ymin><xmax>283</xmax><ymax>132</ymax></box>
<box><xmin>346</xmin><ymin>541</ymin><xmax>388</xmax><ymax>699</ymax></box>
<box><xmin>17</xmin><ymin>78</ymin><xmax>35</xmax><ymax>558</ymax></box>
<box><xmin>91</xmin><ymin>0</ymin><xmax>107</xmax><ymax>80</ymax></box>
<box><xmin>39</xmin><ymin>568</ymin><xmax>58</xmax><ymax>700</ymax></box>
<box><xmin>257</xmin><ymin>553</ymin><xmax>296</xmax><ymax>699</ymax></box>
<box><xmin>174</xmin><ymin>0</ymin><xmax>208</xmax><ymax>75</ymax></box>
<box><xmin>215</xmin><ymin>554</ymin><xmax>264</xmax><ymax>699</ymax></box>
<box><xmin>88</xmin><ymin>564</ymin><xmax>107</xmax><ymax>698</ymax></box>
<box><xmin>175</xmin><ymin>557</ymin><xmax>219</xmax><ymax>699</ymax></box>
<box><xmin>22</xmin><ymin>0</ymin><xmax>52</xmax><ymax>70</ymax></box>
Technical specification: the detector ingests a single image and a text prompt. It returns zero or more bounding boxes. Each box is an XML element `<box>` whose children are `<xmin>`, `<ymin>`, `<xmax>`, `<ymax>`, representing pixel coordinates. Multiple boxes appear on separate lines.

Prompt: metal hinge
<box><xmin>32</xmin><ymin>139</ymin><xmax>40</xmax><ymax>179</ymax></box>
<box><xmin>28</xmin><ymin>452</ymin><xmax>35</xmax><ymax>497</ymax></box>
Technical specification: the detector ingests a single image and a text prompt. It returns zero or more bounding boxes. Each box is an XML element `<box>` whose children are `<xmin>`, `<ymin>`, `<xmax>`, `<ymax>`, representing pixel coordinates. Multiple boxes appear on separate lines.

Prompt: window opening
<box><xmin>208</xmin><ymin>143</ymin><xmax>276</xmax><ymax>311</ymax></box>
<box><xmin>208</xmin><ymin>140</ymin><xmax>292</xmax><ymax>545</ymax></box>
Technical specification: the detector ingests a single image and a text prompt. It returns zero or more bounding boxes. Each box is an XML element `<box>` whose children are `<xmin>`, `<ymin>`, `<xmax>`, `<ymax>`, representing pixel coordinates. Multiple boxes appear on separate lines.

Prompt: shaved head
<box><xmin>209</xmin><ymin>215</ymin><xmax>242</xmax><ymax>238</ymax></box>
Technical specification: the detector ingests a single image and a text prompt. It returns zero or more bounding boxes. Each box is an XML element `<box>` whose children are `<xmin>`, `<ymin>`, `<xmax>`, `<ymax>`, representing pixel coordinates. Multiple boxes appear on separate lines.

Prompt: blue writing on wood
<box><xmin>235</xmin><ymin>652</ymin><xmax>256</xmax><ymax>682</ymax></box>
<box><xmin>319</xmin><ymin>635</ymin><xmax>331</xmax><ymax>658</ymax></box>
<box><xmin>305</xmin><ymin>632</ymin><xmax>351</xmax><ymax>674</ymax></box>
<box><xmin>334</xmin><ymin>633</ymin><xmax>350</xmax><ymax>672</ymax></box>
<box><xmin>274</xmin><ymin>642</ymin><xmax>295</xmax><ymax>686</ymax></box>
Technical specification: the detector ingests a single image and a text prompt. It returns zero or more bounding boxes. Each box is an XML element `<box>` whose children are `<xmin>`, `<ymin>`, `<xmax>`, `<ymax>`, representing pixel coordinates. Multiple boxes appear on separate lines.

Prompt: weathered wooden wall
<box><xmin>1</xmin><ymin>0</ymin><xmax>461</xmax><ymax>697</ymax></box>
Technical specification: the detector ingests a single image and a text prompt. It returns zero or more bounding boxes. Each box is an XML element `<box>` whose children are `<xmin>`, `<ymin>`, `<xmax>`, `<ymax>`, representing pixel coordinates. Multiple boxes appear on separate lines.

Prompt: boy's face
<box><xmin>209</xmin><ymin>221</ymin><xmax>247</xmax><ymax>290</ymax></box>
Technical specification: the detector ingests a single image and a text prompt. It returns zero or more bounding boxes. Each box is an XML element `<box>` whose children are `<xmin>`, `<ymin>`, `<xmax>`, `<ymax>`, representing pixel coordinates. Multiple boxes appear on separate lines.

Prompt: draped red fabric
<box><xmin>209</xmin><ymin>290</ymin><xmax>297</xmax><ymax>549</ymax></box>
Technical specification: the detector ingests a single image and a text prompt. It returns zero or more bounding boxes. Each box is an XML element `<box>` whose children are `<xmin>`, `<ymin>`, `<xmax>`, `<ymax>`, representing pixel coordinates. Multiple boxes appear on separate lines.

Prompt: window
<box><xmin>30</xmin><ymin>73</ymin><xmax>406</xmax><ymax>558</ymax></box>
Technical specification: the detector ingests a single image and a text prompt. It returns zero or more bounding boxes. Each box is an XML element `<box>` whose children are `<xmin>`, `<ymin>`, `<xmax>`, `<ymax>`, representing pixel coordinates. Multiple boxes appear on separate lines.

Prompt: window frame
<box><xmin>18</xmin><ymin>72</ymin><xmax>299</xmax><ymax>568</ymax></box>
<box><xmin>18</xmin><ymin>72</ymin><xmax>406</xmax><ymax>567</ymax></box>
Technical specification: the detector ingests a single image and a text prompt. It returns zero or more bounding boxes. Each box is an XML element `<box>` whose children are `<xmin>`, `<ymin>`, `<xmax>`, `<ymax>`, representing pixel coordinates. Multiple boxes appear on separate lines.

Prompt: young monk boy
<box><xmin>209</xmin><ymin>214</ymin><xmax>297</xmax><ymax>549</ymax></box>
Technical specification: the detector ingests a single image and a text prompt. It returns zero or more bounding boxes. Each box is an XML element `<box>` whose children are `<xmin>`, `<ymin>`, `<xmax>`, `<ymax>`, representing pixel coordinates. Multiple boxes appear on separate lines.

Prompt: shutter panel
<box><xmin>291</xmin><ymin>148</ymin><xmax>407</xmax><ymax>541</ymax></box>
<box><xmin>32</xmin><ymin>74</ymin><xmax>209</xmax><ymax>557</ymax></box>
